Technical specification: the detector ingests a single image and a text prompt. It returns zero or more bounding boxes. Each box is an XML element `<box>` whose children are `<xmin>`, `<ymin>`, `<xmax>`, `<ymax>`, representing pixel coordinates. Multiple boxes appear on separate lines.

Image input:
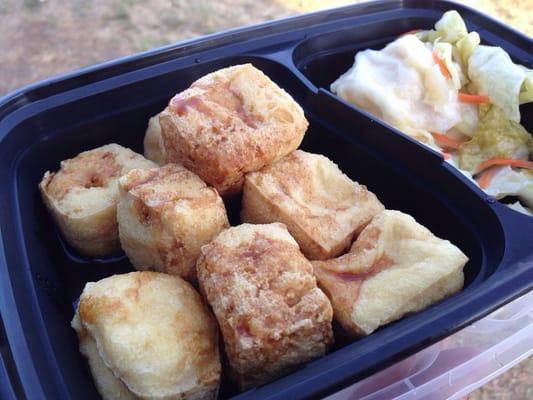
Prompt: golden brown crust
<box><xmin>156</xmin><ymin>64</ymin><xmax>308</xmax><ymax>195</ymax></box>
<box><xmin>38</xmin><ymin>144</ymin><xmax>156</xmax><ymax>258</ymax></box>
<box><xmin>72</xmin><ymin>271</ymin><xmax>221</xmax><ymax>400</ymax></box>
<box><xmin>197</xmin><ymin>223</ymin><xmax>333</xmax><ymax>390</ymax></box>
<box><xmin>241</xmin><ymin>150</ymin><xmax>384</xmax><ymax>260</ymax></box>
<box><xmin>313</xmin><ymin>210</ymin><xmax>468</xmax><ymax>337</ymax></box>
<box><xmin>45</xmin><ymin>150</ymin><xmax>121</xmax><ymax>200</ymax></box>
<box><xmin>117</xmin><ymin>164</ymin><xmax>229</xmax><ymax>282</ymax></box>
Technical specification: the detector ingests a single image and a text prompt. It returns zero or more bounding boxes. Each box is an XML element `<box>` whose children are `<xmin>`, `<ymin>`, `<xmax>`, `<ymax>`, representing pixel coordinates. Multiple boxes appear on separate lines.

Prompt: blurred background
<box><xmin>0</xmin><ymin>0</ymin><xmax>531</xmax><ymax>95</ymax></box>
<box><xmin>0</xmin><ymin>0</ymin><xmax>531</xmax><ymax>398</ymax></box>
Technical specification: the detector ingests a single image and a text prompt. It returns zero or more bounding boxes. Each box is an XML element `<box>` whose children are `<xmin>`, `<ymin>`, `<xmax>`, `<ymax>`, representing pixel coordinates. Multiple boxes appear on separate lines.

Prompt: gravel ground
<box><xmin>468</xmin><ymin>357</ymin><xmax>532</xmax><ymax>400</ymax></box>
<box><xmin>0</xmin><ymin>0</ymin><xmax>531</xmax><ymax>398</ymax></box>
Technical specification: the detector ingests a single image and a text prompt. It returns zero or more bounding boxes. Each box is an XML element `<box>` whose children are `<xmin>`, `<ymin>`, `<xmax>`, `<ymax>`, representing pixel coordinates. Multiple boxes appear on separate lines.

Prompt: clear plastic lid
<box><xmin>327</xmin><ymin>290</ymin><xmax>533</xmax><ymax>400</ymax></box>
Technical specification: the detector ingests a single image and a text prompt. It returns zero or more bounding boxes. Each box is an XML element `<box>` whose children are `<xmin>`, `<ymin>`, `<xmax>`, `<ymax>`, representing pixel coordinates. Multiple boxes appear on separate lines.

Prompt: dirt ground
<box><xmin>0</xmin><ymin>0</ymin><xmax>531</xmax><ymax>398</ymax></box>
<box><xmin>1</xmin><ymin>0</ymin><xmax>531</xmax><ymax>95</ymax></box>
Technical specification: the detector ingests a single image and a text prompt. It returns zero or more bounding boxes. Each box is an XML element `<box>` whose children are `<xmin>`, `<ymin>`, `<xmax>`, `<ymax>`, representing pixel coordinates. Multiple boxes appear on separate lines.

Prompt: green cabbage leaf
<box><xmin>468</xmin><ymin>45</ymin><xmax>531</xmax><ymax>122</ymax></box>
<box><xmin>458</xmin><ymin>105</ymin><xmax>533</xmax><ymax>171</ymax></box>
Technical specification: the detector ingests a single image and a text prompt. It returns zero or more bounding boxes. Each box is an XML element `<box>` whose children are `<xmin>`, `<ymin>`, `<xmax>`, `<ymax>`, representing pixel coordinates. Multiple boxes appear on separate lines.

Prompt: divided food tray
<box><xmin>0</xmin><ymin>1</ymin><xmax>531</xmax><ymax>399</ymax></box>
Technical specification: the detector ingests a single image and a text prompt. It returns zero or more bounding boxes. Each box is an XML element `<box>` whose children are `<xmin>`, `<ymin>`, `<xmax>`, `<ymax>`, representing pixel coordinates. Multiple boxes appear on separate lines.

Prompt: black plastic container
<box><xmin>0</xmin><ymin>1</ymin><xmax>531</xmax><ymax>399</ymax></box>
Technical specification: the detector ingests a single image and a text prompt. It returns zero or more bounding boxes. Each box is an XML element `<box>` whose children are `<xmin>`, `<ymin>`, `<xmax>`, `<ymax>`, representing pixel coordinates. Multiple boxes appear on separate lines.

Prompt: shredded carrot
<box><xmin>476</xmin><ymin>158</ymin><xmax>533</xmax><ymax>174</ymax></box>
<box><xmin>432</xmin><ymin>52</ymin><xmax>451</xmax><ymax>79</ymax></box>
<box><xmin>400</xmin><ymin>29</ymin><xmax>422</xmax><ymax>36</ymax></box>
<box><xmin>431</xmin><ymin>132</ymin><xmax>465</xmax><ymax>150</ymax></box>
<box><xmin>458</xmin><ymin>92</ymin><xmax>491</xmax><ymax>104</ymax></box>
<box><xmin>476</xmin><ymin>166</ymin><xmax>501</xmax><ymax>189</ymax></box>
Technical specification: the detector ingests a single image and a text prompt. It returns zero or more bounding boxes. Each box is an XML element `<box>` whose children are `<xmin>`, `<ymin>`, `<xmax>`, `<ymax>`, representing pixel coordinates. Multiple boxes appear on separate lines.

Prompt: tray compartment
<box><xmin>291</xmin><ymin>10</ymin><xmax>533</xmax><ymax>223</ymax></box>
<box><xmin>0</xmin><ymin>55</ymin><xmax>317</xmax><ymax>400</ymax></box>
<box><xmin>3</xmin><ymin>57</ymin><xmax>506</xmax><ymax>399</ymax></box>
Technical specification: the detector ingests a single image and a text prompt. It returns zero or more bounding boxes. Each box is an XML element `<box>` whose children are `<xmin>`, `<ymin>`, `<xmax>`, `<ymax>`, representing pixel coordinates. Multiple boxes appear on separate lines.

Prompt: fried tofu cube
<box><xmin>312</xmin><ymin>210</ymin><xmax>468</xmax><ymax>337</ymax></box>
<box><xmin>197</xmin><ymin>223</ymin><xmax>333</xmax><ymax>390</ymax></box>
<box><xmin>39</xmin><ymin>144</ymin><xmax>156</xmax><ymax>258</ymax></box>
<box><xmin>153</xmin><ymin>64</ymin><xmax>308</xmax><ymax>195</ymax></box>
<box><xmin>241</xmin><ymin>150</ymin><xmax>384</xmax><ymax>260</ymax></box>
<box><xmin>72</xmin><ymin>271</ymin><xmax>221</xmax><ymax>400</ymax></box>
<box><xmin>117</xmin><ymin>164</ymin><xmax>229</xmax><ymax>282</ymax></box>
<box><xmin>143</xmin><ymin>113</ymin><xmax>166</xmax><ymax>165</ymax></box>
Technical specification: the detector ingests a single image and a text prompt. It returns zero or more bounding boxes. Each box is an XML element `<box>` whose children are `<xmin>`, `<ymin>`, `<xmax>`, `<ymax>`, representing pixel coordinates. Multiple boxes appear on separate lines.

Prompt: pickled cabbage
<box><xmin>419</xmin><ymin>11</ymin><xmax>533</xmax><ymax>120</ymax></box>
<box><xmin>458</xmin><ymin>105</ymin><xmax>533</xmax><ymax>171</ymax></box>
<box><xmin>453</xmin><ymin>31</ymin><xmax>480</xmax><ymax>71</ymax></box>
<box><xmin>468</xmin><ymin>45</ymin><xmax>530</xmax><ymax>123</ymax></box>
<box><xmin>332</xmin><ymin>9</ymin><xmax>533</xmax><ymax>212</ymax></box>
<box><xmin>520</xmin><ymin>67</ymin><xmax>533</xmax><ymax>104</ymax></box>
<box><xmin>432</xmin><ymin>41</ymin><xmax>462</xmax><ymax>89</ymax></box>
<box><xmin>416</xmin><ymin>10</ymin><xmax>467</xmax><ymax>44</ymax></box>
<box><xmin>330</xmin><ymin>35</ymin><xmax>462</xmax><ymax>146</ymax></box>
<box><xmin>416</xmin><ymin>10</ymin><xmax>478</xmax><ymax>72</ymax></box>
<box><xmin>434</xmin><ymin>10</ymin><xmax>468</xmax><ymax>43</ymax></box>
<box><xmin>485</xmin><ymin>167</ymin><xmax>533</xmax><ymax>209</ymax></box>
<box><xmin>454</xmin><ymin>102</ymin><xmax>478</xmax><ymax>136</ymax></box>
